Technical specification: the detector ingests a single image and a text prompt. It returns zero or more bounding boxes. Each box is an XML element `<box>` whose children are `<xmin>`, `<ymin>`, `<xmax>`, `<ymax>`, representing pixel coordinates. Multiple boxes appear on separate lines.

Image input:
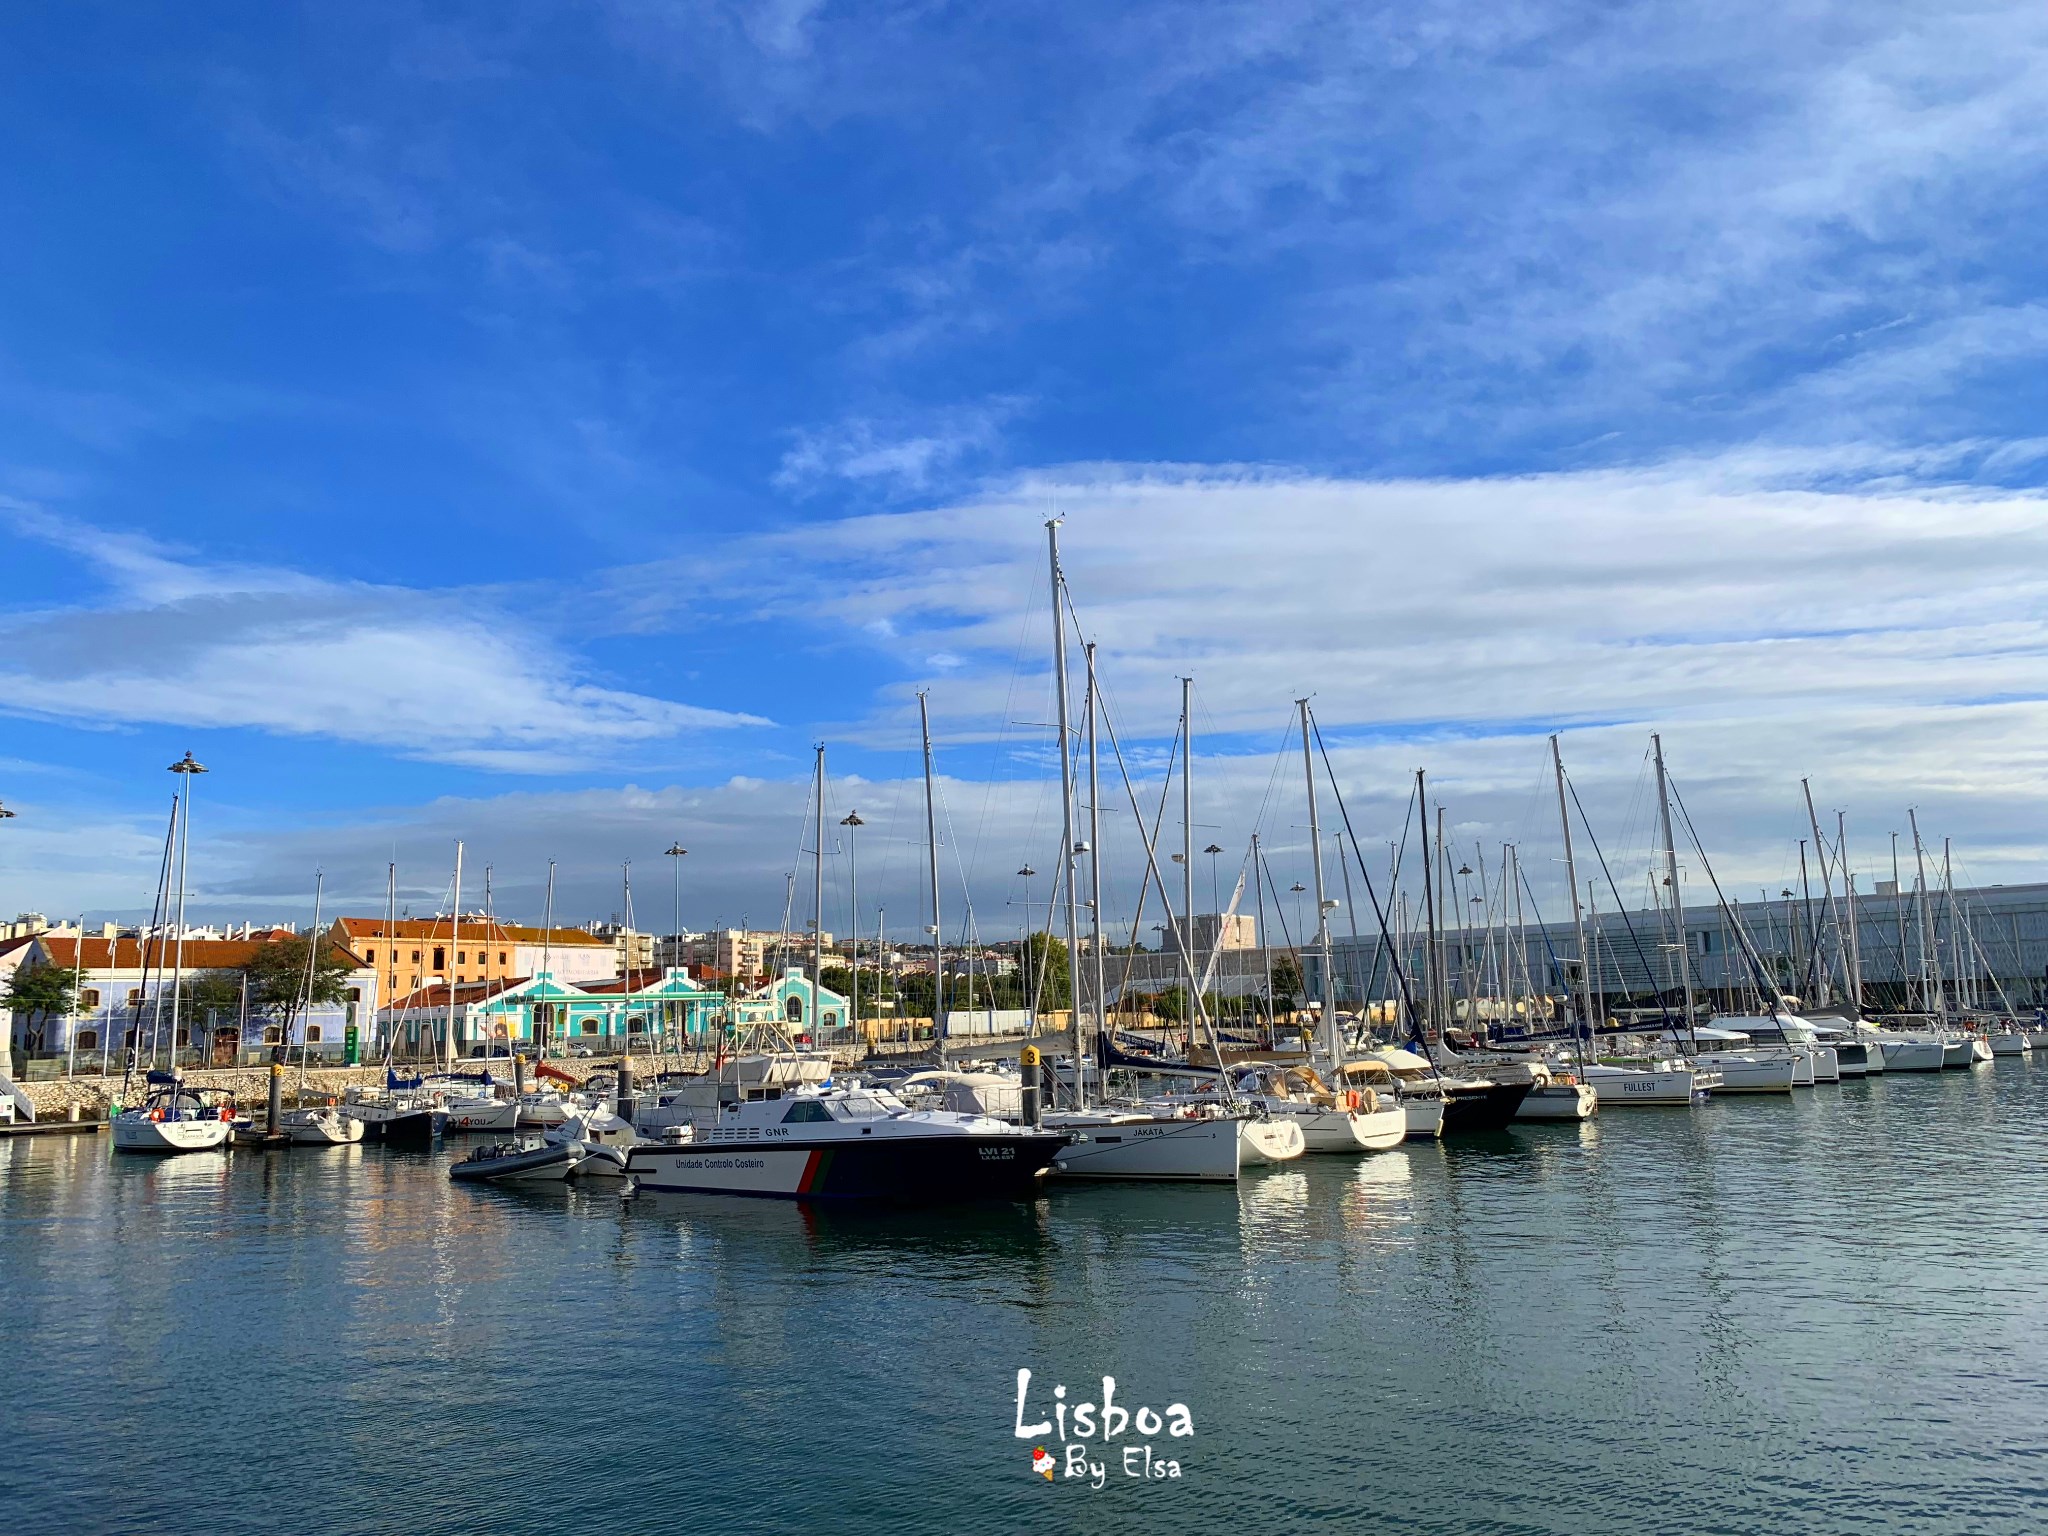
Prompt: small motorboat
<box><xmin>281</xmin><ymin>1106</ymin><xmax>365</xmax><ymax>1145</ymax></box>
<box><xmin>449</xmin><ymin>1136</ymin><xmax>582</xmax><ymax>1184</ymax></box>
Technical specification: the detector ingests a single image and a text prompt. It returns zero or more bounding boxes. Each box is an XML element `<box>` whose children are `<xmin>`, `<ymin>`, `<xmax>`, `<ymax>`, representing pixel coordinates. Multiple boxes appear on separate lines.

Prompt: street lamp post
<box><xmin>167</xmin><ymin>752</ymin><xmax>207</xmax><ymax>1070</ymax></box>
<box><xmin>665</xmin><ymin>842</ymin><xmax>687</xmax><ymax>1053</ymax></box>
<box><xmin>840</xmin><ymin>811</ymin><xmax>864</xmax><ymax>1037</ymax></box>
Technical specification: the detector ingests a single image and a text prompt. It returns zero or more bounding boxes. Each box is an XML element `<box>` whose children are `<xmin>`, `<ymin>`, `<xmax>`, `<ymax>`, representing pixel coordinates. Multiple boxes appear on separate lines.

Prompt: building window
<box><xmin>128</xmin><ymin>988</ymin><xmax>145</xmax><ymax>1007</ymax></box>
<box><xmin>306</xmin><ymin>1026</ymin><xmax>322</xmax><ymax>1043</ymax></box>
<box><xmin>76</xmin><ymin>1030</ymin><xmax>98</xmax><ymax>1051</ymax></box>
<box><xmin>498</xmin><ymin>951</ymin><xmax>507</xmax><ymax>965</ymax></box>
<box><xmin>263</xmin><ymin>1026</ymin><xmax>282</xmax><ymax>1045</ymax></box>
<box><xmin>457</xmin><ymin>951</ymin><xmax>467</xmax><ymax>965</ymax></box>
<box><xmin>627</xmin><ymin>1015</ymin><xmax>646</xmax><ymax>1035</ymax></box>
<box><xmin>364</xmin><ymin>946</ymin><xmax>375</xmax><ymax>963</ymax></box>
<box><xmin>79</xmin><ymin>989</ymin><xmax>100</xmax><ymax>1009</ymax></box>
<box><xmin>349</xmin><ymin>987</ymin><xmax>362</xmax><ymax>1004</ymax></box>
<box><xmin>411</xmin><ymin>949</ymin><xmax>421</xmax><ymax>964</ymax></box>
<box><xmin>787</xmin><ymin>996</ymin><xmax>804</xmax><ymax>1023</ymax></box>
<box><xmin>433</xmin><ymin>947</ymin><xmax>445</xmax><ymax>969</ymax></box>
<box><xmin>580</xmin><ymin>1021</ymin><xmax>597</xmax><ymax>1035</ymax></box>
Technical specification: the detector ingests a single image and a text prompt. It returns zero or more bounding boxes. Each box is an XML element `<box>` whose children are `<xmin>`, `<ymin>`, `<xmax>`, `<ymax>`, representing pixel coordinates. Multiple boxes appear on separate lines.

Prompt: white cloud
<box><xmin>774</xmin><ymin>398</ymin><xmax>1027</xmax><ymax>495</ymax></box>
<box><xmin>0</xmin><ymin>506</ymin><xmax>767</xmax><ymax>770</ymax></box>
<box><xmin>719</xmin><ymin>453</ymin><xmax>2048</xmax><ymax>772</ymax></box>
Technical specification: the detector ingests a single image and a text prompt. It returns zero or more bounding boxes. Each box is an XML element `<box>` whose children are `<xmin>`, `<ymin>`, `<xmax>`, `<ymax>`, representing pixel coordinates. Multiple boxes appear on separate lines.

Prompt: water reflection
<box><xmin>6</xmin><ymin>1066</ymin><xmax>2048</xmax><ymax>1536</ymax></box>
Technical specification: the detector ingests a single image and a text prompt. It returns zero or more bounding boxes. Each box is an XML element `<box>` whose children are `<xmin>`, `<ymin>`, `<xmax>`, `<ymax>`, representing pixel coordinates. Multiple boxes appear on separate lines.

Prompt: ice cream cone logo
<box><xmin>1031</xmin><ymin>1446</ymin><xmax>1055</xmax><ymax>1480</ymax></box>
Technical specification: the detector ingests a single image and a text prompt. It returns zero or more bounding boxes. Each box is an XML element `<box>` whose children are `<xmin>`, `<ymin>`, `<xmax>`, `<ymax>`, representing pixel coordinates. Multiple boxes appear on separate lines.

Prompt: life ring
<box><xmin>1343</xmin><ymin>1089</ymin><xmax>1362</xmax><ymax>1111</ymax></box>
<box><xmin>149</xmin><ymin>1108</ymin><xmax>164</xmax><ymax>1122</ymax></box>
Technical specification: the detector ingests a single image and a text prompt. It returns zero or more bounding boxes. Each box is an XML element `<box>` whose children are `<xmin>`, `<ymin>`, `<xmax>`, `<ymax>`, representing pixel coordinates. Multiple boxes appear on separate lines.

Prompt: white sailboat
<box><xmin>112</xmin><ymin>1073</ymin><xmax>235</xmax><ymax>1153</ymax></box>
<box><xmin>279</xmin><ymin>1105</ymin><xmax>364</xmax><ymax>1144</ymax></box>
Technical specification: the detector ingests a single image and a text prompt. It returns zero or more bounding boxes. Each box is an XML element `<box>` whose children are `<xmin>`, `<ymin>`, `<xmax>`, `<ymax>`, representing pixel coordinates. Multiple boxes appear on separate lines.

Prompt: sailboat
<box><xmin>112</xmin><ymin>1071</ymin><xmax>236</xmax><ymax>1153</ymax></box>
<box><xmin>113</xmin><ymin>767</ymin><xmax>236</xmax><ymax>1154</ymax></box>
<box><xmin>1551</xmin><ymin>736</ymin><xmax>1705</xmax><ymax>1108</ymax></box>
<box><xmin>1032</xmin><ymin>525</ymin><xmax>1302</xmax><ymax>1177</ymax></box>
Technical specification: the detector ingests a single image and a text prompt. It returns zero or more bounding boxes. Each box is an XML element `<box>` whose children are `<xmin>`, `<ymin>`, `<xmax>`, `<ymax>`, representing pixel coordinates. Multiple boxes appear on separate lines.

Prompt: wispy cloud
<box><xmin>774</xmin><ymin>397</ymin><xmax>1027</xmax><ymax>495</ymax></box>
<box><xmin>0</xmin><ymin>505</ymin><xmax>767</xmax><ymax>770</ymax></box>
<box><xmin>733</xmin><ymin>450</ymin><xmax>2048</xmax><ymax>747</ymax></box>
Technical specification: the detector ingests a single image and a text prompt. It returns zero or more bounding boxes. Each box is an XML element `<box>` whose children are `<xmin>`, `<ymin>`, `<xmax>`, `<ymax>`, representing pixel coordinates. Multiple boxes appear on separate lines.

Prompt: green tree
<box><xmin>244</xmin><ymin>935</ymin><xmax>355</xmax><ymax>1038</ymax></box>
<box><xmin>1269</xmin><ymin>954</ymin><xmax>1304</xmax><ymax>1012</ymax></box>
<box><xmin>3</xmin><ymin>963</ymin><xmax>79</xmax><ymax>1051</ymax></box>
<box><xmin>183</xmin><ymin>969</ymin><xmax>245</xmax><ymax>1026</ymax></box>
<box><xmin>1019</xmin><ymin>932</ymin><xmax>1070</xmax><ymax>1013</ymax></box>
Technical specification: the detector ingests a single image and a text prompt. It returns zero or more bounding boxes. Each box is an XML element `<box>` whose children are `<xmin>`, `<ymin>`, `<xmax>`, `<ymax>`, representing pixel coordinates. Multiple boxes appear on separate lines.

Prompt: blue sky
<box><xmin>3</xmin><ymin>2</ymin><xmax>2047</xmax><ymax>937</ymax></box>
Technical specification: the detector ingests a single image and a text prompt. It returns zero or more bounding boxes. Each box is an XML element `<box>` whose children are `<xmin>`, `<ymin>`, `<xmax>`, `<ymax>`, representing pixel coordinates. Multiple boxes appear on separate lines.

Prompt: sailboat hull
<box><xmin>439</xmin><ymin>1098</ymin><xmax>520</xmax><ymax>1132</ymax></box>
<box><xmin>1514</xmin><ymin>1082</ymin><xmax>1598</xmax><ymax>1120</ymax></box>
<box><xmin>348</xmin><ymin>1107</ymin><xmax>437</xmax><ymax>1148</ymax></box>
<box><xmin>1585</xmin><ymin>1066</ymin><xmax>1700</xmax><ymax>1106</ymax></box>
<box><xmin>1692</xmin><ymin>1054</ymin><xmax>1798</xmax><ymax>1093</ymax></box>
<box><xmin>1399</xmin><ymin>1098</ymin><xmax>1445</xmax><ymax>1139</ymax></box>
<box><xmin>1283</xmin><ymin>1105</ymin><xmax>1407</xmax><ymax>1152</ymax></box>
<box><xmin>1880</xmin><ymin>1038</ymin><xmax>1945</xmax><ymax>1072</ymax></box>
<box><xmin>282</xmin><ymin>1111</ymin><xmax>365</xmax><ymax>1144</ymax></box>
<box><xmin>112</xmin><ymin>1115</ymin><xmax>233</xmax><ymax>1154</ymax></box>
<box><xmin>1440</xmin><ymin>1081</ymin><xmax>1533</xmax><ymax>1133</ymax></box>
<box><xmin>1988</xmin><ymin>1033</ymin><xmax>2028</xmax><ymax>1056</ymax></box>
<box><xmin>1941</xmin><ymin>1039</ymin><xmax>1975</xmax><ymax>1069</ymax></box>
<box><xmin>630</xmin><ymin>1131</ymin><xmax>1069</xmax><ymax>1201</ymax></box>
<box><xmin>1051</xmin><ymin>1116</ymin><xmax>1240</xmax><ymax>1182</ymax></box>
<box><xmin>1238</xmin><ymin>1116</ymin><xmax>1306</xmax><ymax>1165</ymax></box>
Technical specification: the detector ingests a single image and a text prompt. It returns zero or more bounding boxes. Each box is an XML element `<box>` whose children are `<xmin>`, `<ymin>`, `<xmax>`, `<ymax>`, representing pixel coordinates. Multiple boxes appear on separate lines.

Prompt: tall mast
<box><xmin>1180</xmin><ymin>675</ymin><xmax>1195</xmax><ymax>997</ymax></box>
<box><xmin>1797</xmin><ymin>840</ymin><xmax>1817</xmax><ymax>1002</ymax></box>
<box><xmin>166</xmin><ymin>751</ymin><xmax>207</xmax><ymax>1068</ymax></box>
<box><xmin>1046</xmin><ymin>520</ymin><xmax>1084</xmax><ymax>1099</ymax></box>
<box><xmin>1300</xmin><ymin>700</ymin><xmax>1341</xmax><ymax>1067</ymax></box>
<box><xmin>811</xmin><ymin>744</ymin><xmax>826</xmax><ymax>1031</ymax></box>
<box><xmin>297</xmin><ymin>870</ymin><xmax>325</xmax><ymax>1084</ymax></box>
<box><xmin>1651</xmin><ymin>733</ymin><xmax>1696</xmax><ymax>1044</ymax></box>
<box><xmin>383</xmin><ymin>862</ymin><xmax>396</xmax><ymax>1064</ymax></box>
<box><xmin>1436</xmin><ymin>806</ymin><xmax>1453</xmax><ymax>1024</ymax></box>
<box><xmin>1907</xmin><ymin>808</ymin><xmax>1944</xmax><ymax>1018</ymax></box>
<box><xmin>540</xmin><ymin>861</ymin><xmax>555</xmax><ymax>1059</ymax></box>
<box><xmin>1416</xmin><ymin>770</ymin><xmax>1438</xmax><ymax>1039</ymax></box>
<box><xmin>1253</xmin><ymin>831</ymin><xmax>1275</xmax><ymax>1045</ymax></box>
<box><xmin>446</xmin><ymin>841</ymin><xmax>462</xmax><ymax>1071</ymax></box>
<box><xmin>1802</xmin><ymin>779</ymin><xmax>1838</xmax><ymax>1007</ymax></box>
<box><xmin>1550</xmin><ymin>735</ymin><xmax>1592</xmax><ymax>1066</ymax></box>
<box><xmin>919</xmin><ymin>691</ymin><xmax>945</xmax><ymax>1046</ymax></box>
<box><xmin>1838</xmin><ymin>812</ymin><xmax>1862</xmax><ymax>1013</ymax></box>
<box><xmin>1082</xmin><ymin>642</ymin><xmax>1106</xmax><ymax>1112</ymax></box>
<box><xmin>1941</xmin><ymin>837</ymin><xmax>1960</xmax><ymax>1010</ymax></box>
<box><xmin>1891</xmin><ymin>833</ymin><xmax>1909</xmax><ymax>1009</ymax></box>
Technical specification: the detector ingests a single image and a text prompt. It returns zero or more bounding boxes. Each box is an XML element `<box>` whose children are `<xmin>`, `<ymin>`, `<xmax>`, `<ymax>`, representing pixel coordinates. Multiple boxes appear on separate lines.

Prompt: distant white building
<box><xmin>8</xmin><ymin>931</ymin><xmax>380</xmax><ymax>1064</ymax></box>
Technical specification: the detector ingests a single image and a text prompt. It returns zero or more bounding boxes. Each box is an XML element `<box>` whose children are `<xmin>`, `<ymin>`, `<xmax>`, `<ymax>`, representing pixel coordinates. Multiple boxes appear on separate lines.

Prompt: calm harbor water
<box><xmin>6</xmin><ymin>1065</ymin><xmax>2046</xmax><ymax>1535</ymax></box>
